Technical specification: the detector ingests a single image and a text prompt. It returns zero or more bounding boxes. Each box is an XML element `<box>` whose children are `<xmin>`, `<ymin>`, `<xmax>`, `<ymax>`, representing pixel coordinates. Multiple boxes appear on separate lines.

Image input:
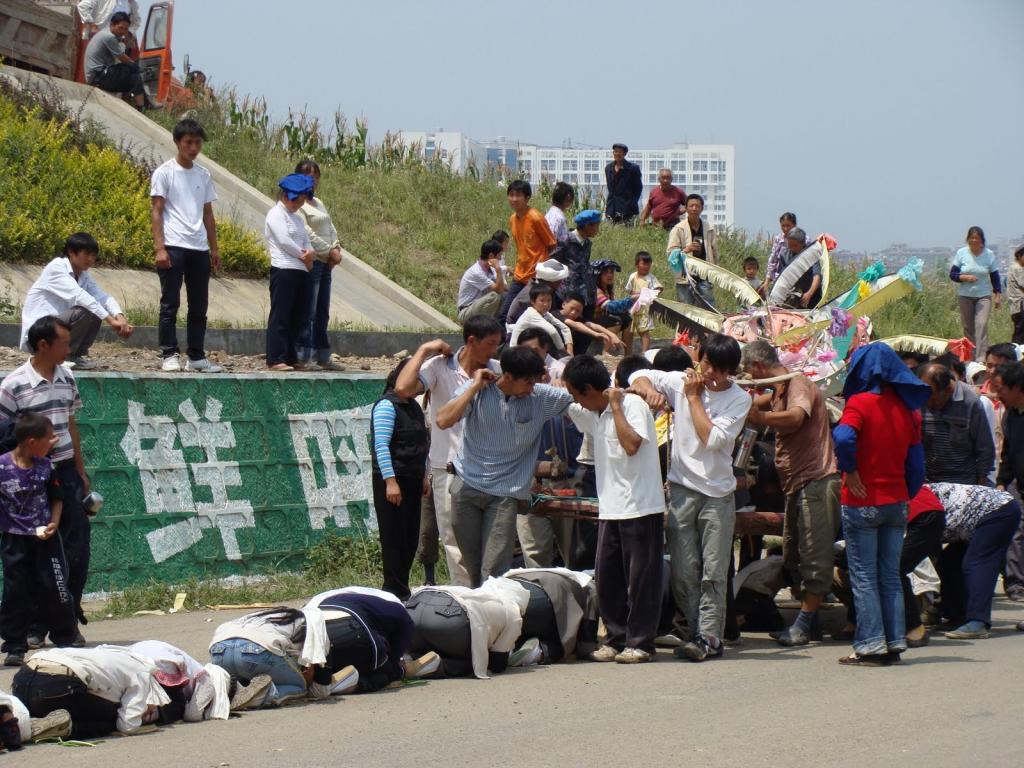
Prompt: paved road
<box><xmin>3</xmin><ymin>598</ymin><xmax>1022</xmax><ymax>768</ymax></box>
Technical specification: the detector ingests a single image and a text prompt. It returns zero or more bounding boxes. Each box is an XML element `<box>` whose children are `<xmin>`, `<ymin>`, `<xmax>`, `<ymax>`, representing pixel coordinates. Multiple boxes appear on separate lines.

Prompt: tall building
<box><xmin>512</xmin><ymin>142</ymin><xmax>735</xmax><ymax>228</ymax></box>
<box><xmin>397</xmin><ymin>132</ymin><xmax>736</xmax><ymax>227</ymax></box>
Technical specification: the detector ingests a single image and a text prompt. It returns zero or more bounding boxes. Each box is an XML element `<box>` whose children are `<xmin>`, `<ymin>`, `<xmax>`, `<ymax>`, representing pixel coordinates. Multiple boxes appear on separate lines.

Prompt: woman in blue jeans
<box><xmin>208</xmin><ymin>607</ymin><xmax>331</xmax><ymax>707</ymax></box>
<box><xmin>295</xmin><ymin>160</ymin><xmax>345</xmax><ymax>370</ymax></box>
<box><xmin>832</xmin><ymin>344</ymin><xmax>931</xmax><ymax>667</ymax></box>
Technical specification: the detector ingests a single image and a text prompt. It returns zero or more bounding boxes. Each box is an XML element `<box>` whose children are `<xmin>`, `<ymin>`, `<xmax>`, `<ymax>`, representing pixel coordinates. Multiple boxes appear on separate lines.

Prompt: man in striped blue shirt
<box><xmin>436</xmin><ymin>347</ymin><xmax>573</xmax><ymax>587</ymax></box>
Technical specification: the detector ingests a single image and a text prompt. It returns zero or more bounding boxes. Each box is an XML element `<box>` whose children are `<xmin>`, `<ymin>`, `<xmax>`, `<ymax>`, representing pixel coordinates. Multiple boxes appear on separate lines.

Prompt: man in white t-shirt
<box><xmin>150</xmin><ymin>119</ymin><xmax>222</xmax><ymax>373</ymax></box>
<box><xmin>393</xmin><ymin>318</ymin><xmax>504</xmax><ymax>586</ymax></box>
<box><xmin>629</xmin><ymin>333</ymin><xmax>749</xmax><ymax>662</ymax></box>
<box><xmin>564</xmin><ymin>355</ymin><xmax>666</xmax><ymax>664</ymax></box>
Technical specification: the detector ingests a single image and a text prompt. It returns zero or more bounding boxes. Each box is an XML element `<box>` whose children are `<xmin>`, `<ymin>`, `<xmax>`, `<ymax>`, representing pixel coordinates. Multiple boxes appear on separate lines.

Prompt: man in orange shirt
<box><xmin>499</xmin><ymin>180</ymin><xmax>557</xmax><ymax>323</ymax></box>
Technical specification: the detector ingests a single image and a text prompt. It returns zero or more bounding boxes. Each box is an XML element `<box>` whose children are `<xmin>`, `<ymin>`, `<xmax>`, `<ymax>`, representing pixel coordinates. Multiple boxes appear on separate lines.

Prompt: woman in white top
<box><xmin>264</xmin><ymin>173</ymin><xmax>316</xmax><ymax>370</ymax></box>
<box><xmin>295</xmin><ymin>160</ymin><xmax>344</xmax><ymax>370</ymax></box>
<box><xmin>209</xmin><ymin>606</ymin><xmax>331</xmax><ymax>708</ymax></box>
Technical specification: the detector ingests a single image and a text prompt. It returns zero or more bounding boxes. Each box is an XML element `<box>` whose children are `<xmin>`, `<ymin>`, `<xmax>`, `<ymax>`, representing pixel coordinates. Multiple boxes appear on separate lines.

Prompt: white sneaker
<box><xmin>30</xmin><ymin>708</ymin><xmax>72</xmax><ymax>742</ymax></box>
<box><xmin>590</xmin><ymin>644</ymin><xmax>618</xmax><ymax>662</ymax></box>
<box><xmin>404</xmin><ymin>651</ymin><xmax>441</xmax><ymax>679</ymax></box>
<box><xmin>161</xmin><ymin>355</ymin><xmax>182</xmax><ymax>372</ymax></box>
<box><xmin>185</xmin><ymin>357</ymin><xmax>223</xmax><ymax>373</ymax></box>
<box><xmin>509</xmin><ymin>637</ymin><xmax>543</xmax><ymax>667</ymax></box>
<box><xmin>229</xmin><ymin>674</ymin><xmax>272</xmax><ymax>711</ymax></box>
<box><xmin>329</xmin><ymin>665</ymin><xmax>360</xmax><ymax>695</ymax></box>
<box><xmin>614</xmin><ymin>647</ymin><xmax>651</xmax><ymax>664</ymax></box>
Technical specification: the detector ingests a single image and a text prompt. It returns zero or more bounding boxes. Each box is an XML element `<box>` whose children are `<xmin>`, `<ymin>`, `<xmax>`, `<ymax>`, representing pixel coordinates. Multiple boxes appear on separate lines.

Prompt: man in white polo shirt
<box><xmin>563</xmin><ymin>355</ymin><xmax>665</xmax><ymax>664</ymax></box>
<box><xmin>393</xmin><ymin>317</ymin><xmax>504</xmax><ymax>586</ymax></box>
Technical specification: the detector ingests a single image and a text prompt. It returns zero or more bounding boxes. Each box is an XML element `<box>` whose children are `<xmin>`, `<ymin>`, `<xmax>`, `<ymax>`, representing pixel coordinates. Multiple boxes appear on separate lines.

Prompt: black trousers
<box><xmin>373</xmin><ymin>473</ymin><xmax>423</xmax><ymax>601</ymax></box>
<box><xmin>0</xmin><ymin>533</ymin><xmax>76</xmax><ymax>654</ymax></box>
<box><xmin>266</xmin><ymin>267</ymin><xmax>311</xmax><ymax>366</ymax></box>
<box><xmin>12</xmin><ymin>667</ymin><xmax>118</xmax><ymax>739</ymax></box>
<box><xmin>899</xmin><ymin>511</ymin><xmax>945</xmax><ymax>631</ymax></box>
<box><xmin>90</xmin><ymin>62</ymin><xmax>144</xmax><ymax>98</ymax></box>
<box><xmin>595</xmin><ymin>514</ymin><xmax>664</xmax><ymax>653</ymax></box>
<box><xmin>30</xmin><ymin>465</ymin><xmax>89</xmax><ymax>638</ymax></box>
<box><xmin>324</xmin><ymin>616</ymin><xmax>391</xmax><ymax>692</ymax></box>
<box><xmin>1012</xmin><ymin>311</ymin><xmax>1024</xmax><ymax>345</ymax></box>
<box><xmin>158</xmin><ymin>247</ymin><xmax>211</xmax><ymax>360</ymax></box>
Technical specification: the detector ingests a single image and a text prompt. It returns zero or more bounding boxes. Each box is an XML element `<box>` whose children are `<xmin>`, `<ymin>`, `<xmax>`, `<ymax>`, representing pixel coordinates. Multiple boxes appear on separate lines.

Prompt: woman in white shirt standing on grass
<box><xmin>295</xmin><ymin>160</ymin><xmax>345</xmax><ymax>370</ymax></box>
<box><xmin>950</xmin><ymin>226</ymin><xmax>1002</xmax><ymax>361</ymax></box>
<box><xmin>264</xmin><ymin>173</ymin><xmax>316</xmax><ymax>371</ymax></box>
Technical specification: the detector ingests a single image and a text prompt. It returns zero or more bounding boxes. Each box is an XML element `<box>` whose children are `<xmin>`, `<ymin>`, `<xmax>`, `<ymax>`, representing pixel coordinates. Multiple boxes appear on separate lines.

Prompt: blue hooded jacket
<box><xmin>834</xmin><ymin>343</ymin><xmax>930</xmax><ymax>497</ymax></box>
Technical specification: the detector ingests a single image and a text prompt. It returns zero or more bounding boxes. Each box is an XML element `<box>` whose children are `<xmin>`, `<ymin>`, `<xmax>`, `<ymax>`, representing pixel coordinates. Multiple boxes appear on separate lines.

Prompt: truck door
<box><xmin>139</xmin><ymin>1</ymin><xmax>174</xmax><ymax>103</ymax></box>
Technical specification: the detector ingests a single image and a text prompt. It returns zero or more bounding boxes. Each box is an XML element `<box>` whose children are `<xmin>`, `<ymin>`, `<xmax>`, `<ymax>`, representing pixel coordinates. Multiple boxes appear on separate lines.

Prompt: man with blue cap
<box><xmin>553</xmin><ymin>209</ymin><xmax>601</xmax><ymax>319</ymax></box>
<box><xmin>264</xmin><ymin>174</ymin><xmax>317</xmax><ymax>371</ymax></box>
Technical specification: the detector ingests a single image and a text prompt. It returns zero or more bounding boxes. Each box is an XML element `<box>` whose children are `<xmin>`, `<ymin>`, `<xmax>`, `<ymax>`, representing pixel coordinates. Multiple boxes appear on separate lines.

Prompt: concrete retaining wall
<box><xmin>0</xmin><ymin>323</ymin><xmax>462</xmax><ymax>358</ymax></box>
<box><xmin>61</xmin><ymin>372</ymin><xmax>387</xmax><ymax>591</ymax></box>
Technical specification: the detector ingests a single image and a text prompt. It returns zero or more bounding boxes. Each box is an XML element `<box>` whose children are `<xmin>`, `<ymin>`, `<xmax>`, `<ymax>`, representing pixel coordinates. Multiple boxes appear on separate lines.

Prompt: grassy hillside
<box><xmin>1</xmin><ymin>75</ymin><xmax>1010</xmax><ymax>343</ymax></box>
<box><xmin>148</xmin><ymin>91</ymin><xmax>1011</xmax><ymax>341</ymax></box>
<box><xmin>0</xmin><ymin>76</ymin><xmax>265</xmax><ymax>275</ymax></box>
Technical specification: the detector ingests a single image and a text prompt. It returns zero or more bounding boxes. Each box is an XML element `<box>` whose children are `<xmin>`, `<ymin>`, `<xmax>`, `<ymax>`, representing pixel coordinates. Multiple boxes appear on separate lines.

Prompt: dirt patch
<box><xmin>0</xmin><ymin>342</ymin><xmax>400</xmax><ymax>375</ymax></box>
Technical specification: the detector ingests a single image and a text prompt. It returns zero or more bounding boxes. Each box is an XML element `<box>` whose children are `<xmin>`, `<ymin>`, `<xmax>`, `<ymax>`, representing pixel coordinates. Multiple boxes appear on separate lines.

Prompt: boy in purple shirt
<box><xmin>0</xmin><ymin>414</ymin><xmax>76</xmax><ymax>666</ymax></box>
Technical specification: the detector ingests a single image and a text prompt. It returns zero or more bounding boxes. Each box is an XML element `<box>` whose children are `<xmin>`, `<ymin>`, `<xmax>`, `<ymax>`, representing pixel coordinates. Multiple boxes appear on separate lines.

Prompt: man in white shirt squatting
<box><xmin>20</xmin><ymin>232</ymin><xmax>133</xmax><ymax>369</ymax></box>
<box><xmin>563</xmin><ymin>355</ymin><xmax>666</xmax><ymax>664</ymax></box>
<box><xmin>629</xmin><ymin>333</ymin><xmax>749</xmax><ymax>662</ymax></box>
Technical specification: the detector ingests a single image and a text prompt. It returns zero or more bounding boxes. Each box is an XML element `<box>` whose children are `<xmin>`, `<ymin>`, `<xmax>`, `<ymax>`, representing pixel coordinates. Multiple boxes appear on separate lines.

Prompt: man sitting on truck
<box><xmin>84</xmin><ymin>11</ymin><xmax>150</xmax><ymax>109</ymax></box>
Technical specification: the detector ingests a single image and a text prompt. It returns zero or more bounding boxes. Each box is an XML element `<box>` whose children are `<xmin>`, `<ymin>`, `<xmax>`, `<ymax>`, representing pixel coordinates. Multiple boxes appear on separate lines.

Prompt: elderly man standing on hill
<box><xmin>21</xmin><ymin>233</ymin><xmax>133</xmax><ymax>370</ymax></box>
<box><xmin>604</xmin><ymin>144</ymin><xmax>643</xmax><ymax>225</ymax></box>
<box><xmin>743</xmin><ymin>340</ymin><xmax>840</xmax><ymax>646</ymax></box>
<box><xmin>638</xmin><ymin>169</ymin><xmax>686</xmax><ymax>230</ymax></box>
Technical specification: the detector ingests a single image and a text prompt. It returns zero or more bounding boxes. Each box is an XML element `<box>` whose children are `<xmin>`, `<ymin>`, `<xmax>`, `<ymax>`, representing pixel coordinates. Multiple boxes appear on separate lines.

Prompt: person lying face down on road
<box><xmin>304</xmin><ymin>586</ymin><xmax>440</xmax><ymax>692</ymax></box>
<box><xmin>502</xmin><ymin>567</ymin><xmax>600</xmax><ymax>663</ymax></box>
<box><xmin>11</xmin><ymin>644</ymin><xmax>173</xmax><ymax>739</ymax></box>
<box><xmin>129</xmin><ymin>639</ymin><xmax>232</xmax><ymax>721</ymax></box>
<box><xmin>208</xmin><ymin>606</ymin><xmax>334</xmax><ymax>710</ymax></box>
<box><xmin>405</xmin><ymin>577</ymin><xmax>540</xmax><ymax>678</ymax></box>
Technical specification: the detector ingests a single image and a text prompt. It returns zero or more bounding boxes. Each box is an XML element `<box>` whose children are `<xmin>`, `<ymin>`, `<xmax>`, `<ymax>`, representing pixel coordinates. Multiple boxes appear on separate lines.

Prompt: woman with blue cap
<box><xmin>832</xmin><ymin>342</ymin><xmax>930</xmax><ymax>666</ymax></box>
<box><xmin>264</xmin><ymin>173</ymin><xmax>316</xmax><ymax>371</ymax></box>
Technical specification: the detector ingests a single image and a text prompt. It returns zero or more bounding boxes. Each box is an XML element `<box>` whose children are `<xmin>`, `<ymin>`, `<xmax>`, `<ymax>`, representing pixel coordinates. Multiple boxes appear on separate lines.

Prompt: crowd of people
<box><xmin>2</xmin><ymin>133</ymin><xmax>1024</xmax><ymax>745</ymax></box>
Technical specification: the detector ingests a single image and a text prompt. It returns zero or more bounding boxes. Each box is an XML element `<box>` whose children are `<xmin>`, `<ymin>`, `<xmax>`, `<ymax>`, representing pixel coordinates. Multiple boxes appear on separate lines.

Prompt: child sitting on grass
<box><xmin>509</xmin><ymin>283</ymin><xmax>573</xmax><ymax>354</ymax></box>
<box><xmin>0</xmin><ymin>414</ymin><xmax>76</xmax><ymax>667</ymax></box>
<box><xmin>624</xmin><ymin>252</ymin><xmax>663</xmax><ymax>353</ymax></box>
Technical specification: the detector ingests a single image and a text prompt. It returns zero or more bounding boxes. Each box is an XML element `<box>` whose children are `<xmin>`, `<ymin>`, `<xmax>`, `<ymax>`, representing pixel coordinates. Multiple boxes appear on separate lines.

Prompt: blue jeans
<box><xmin>297</xmin><ymin>260</ymin><xmax>332</xmax><ymax>364</ymax></box>
<box><xmin>209</xmin><ymin>638</ymin><xmax>306</xmax><ymax>706</ymax></box>
<box><xmin>675</xmin><ymin>278</ymin><xmax>715</xmax><ymax>309</ymax></box>
<box><xmin>842</xmin><ymin>503</ymin><xmax>907</xmax><ymax>655</ymax></box>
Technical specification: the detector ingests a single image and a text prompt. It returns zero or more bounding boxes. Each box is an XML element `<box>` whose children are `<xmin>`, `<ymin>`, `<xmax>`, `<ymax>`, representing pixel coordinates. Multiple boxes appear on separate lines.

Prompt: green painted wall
<box><xmin>71</xmin><ymin>373</ymin><xmax>385</xmax><ymax>591</ymax></box>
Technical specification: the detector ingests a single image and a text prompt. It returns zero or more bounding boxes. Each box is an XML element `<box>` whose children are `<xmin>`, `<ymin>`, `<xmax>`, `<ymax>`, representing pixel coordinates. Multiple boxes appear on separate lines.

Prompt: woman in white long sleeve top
<box><xmin>264</xmin><ymin>173</ymin><xmax>316</xmax><ymax>370</ymax></box>
<box><xmin>295</xmin><ymin>160</ymin><xmax>344</xmax><ymax>370</ymax></box>
<box><xmin>209</xmin><ymin>606</ymin><xmax>332</xmax><ymax>708</ymax></box>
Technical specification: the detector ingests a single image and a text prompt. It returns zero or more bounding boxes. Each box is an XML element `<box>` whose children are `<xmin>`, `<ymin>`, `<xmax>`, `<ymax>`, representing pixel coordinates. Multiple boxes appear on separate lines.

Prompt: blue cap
<box><xmin>278</xmin><ymin>173</ymin><xmax>315</xmax><ymax>201</ymax></box>
<box><xmin>574</xmin><ymin>209</ymin><xmax>602</xmax><ymax>226</ymax></box>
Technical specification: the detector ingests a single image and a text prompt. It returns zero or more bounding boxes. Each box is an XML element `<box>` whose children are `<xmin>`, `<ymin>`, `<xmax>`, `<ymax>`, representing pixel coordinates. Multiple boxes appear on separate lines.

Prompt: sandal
<box><xmin>837</xmin><ymin>653</ymin><xmax>890</xmax><ymax>667</ymax></box>
<box><xmin>268</xmin><ymin>363</ymin><xmax>294</xmax><ymax>372</ymax></box>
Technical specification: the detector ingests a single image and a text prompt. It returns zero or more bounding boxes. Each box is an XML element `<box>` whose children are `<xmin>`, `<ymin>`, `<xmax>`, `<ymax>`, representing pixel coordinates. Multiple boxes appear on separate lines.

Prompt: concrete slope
<box><xmin>0</xmin><ymin>67</ymin><xmax>457</xmax><ymax>330</ymax></box>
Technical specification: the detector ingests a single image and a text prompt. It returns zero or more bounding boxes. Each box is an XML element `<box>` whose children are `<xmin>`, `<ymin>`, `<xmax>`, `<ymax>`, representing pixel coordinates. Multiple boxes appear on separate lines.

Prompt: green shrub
<box><xmin>0</xmin><ymin>85</ymin><xmax>266</xmax><ymax>276</ymax></box>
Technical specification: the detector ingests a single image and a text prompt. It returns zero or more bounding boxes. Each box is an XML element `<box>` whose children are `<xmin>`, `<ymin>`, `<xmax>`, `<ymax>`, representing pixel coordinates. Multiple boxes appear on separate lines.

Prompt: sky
<box><xmin>158</xmin><ymin>0</ymin><xmax>1023</xmax><ymax>253</ymax></box>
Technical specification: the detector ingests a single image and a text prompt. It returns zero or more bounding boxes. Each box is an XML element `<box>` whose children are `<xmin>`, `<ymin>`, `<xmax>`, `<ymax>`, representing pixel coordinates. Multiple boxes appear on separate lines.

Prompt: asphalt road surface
<box><xmin>3</xmin><ymin>597</ymin><xmax>1022</xmax><ymax>768</ymax></box>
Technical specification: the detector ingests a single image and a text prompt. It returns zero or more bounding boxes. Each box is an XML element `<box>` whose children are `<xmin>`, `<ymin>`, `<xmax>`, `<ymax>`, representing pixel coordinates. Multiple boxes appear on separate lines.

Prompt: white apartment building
<box><xmin>396</xmin><ymin>131</ymin><xmax>484</xmax><ymax>174</ymax></box>
<box><xmin>397</xmin><ymin>132</ymin><xmax>735</xmax><ymax>228</ymax></box>
<box><xmin>514</xmin><ymin>143</ymin><xmax>735</xmax><ymax>228</ymax></box>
